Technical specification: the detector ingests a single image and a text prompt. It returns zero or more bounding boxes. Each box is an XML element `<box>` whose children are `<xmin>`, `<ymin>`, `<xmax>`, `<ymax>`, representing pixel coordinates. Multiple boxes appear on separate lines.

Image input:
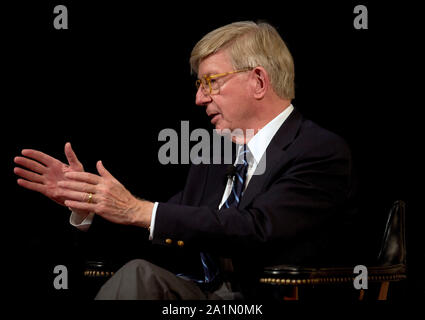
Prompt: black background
<box><xmin>2</xmin><ymin>0</ymin><xmax>423</xmax><ymax>307</ymax></box>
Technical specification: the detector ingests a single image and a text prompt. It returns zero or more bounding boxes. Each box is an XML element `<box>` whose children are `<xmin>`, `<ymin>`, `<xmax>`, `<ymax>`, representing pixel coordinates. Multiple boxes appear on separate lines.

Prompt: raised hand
<box><xmin>57</xmin><ymin>160</ymin><xmax>153</xmax><ymax>228</ymax></box>
<box><xmin>14</xmin><ymin>142</ymin><xmax>85</xmax><ymax>206</ymax></box>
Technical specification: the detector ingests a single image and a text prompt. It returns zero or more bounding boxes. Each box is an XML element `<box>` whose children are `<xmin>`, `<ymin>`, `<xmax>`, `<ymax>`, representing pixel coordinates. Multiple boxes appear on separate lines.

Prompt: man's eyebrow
<box><xmin>199</xmin><ymin>70</ymin><xmax>220</xmax><ymax>78</ymax></box>
<box><xmin>198</xmin><ymin>73</ymin><xmax>211</xmax><ymax>79</ymax></box>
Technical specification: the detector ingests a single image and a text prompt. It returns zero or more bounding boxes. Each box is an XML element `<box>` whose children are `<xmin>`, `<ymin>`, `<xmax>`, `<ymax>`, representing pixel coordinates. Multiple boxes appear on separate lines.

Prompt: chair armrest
<box><xmin>260</xmin><ymin>264</ymin><xmax>406</xmax><ymax>286</ymax></box>
<box><xmin>84</xmin><ymin>260</ymin><xmax>115</xmax><ymax>278</ymax></box>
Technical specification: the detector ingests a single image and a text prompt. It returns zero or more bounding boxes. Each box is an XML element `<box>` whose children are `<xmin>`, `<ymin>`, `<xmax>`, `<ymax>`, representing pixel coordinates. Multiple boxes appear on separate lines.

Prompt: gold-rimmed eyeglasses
<box><xmin>195</xmin><ymin>68</ymin><xmax>253</xmax><ymax>95</ymax></box>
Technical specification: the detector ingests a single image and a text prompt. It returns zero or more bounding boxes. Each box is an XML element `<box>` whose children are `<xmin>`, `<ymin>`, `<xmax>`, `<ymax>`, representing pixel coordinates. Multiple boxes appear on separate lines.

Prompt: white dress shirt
<box><xmin>70</xmin><ymin>105</ymin><xmax>294</xmax><ymax>239</ymax></box>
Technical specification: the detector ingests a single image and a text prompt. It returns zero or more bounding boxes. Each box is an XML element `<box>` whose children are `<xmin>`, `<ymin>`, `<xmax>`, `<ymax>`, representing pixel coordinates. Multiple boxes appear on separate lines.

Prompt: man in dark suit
<box><xmin>14</xmin><ymin>21</ymin><xmax>357</xmax><ymax>299</ymax></box>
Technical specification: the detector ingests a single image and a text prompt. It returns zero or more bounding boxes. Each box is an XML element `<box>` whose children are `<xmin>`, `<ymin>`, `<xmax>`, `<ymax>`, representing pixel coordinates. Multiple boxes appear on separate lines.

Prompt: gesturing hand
<box><xmin>14</xmin><ymin>142</ymin><xmax>84</xmax><ymax>206</ymax></box>
<box><xmin>57</xmin><ymin>160</ymin><xmax>153</xmax><ymax>228</ymax></box>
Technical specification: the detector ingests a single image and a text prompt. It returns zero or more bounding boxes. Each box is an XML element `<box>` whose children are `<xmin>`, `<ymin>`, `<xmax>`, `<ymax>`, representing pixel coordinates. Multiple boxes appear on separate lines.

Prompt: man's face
<box><xmin>196</xmin><ymin>50</ymin><xmax>253</xmax><ymax>132</ymax></box>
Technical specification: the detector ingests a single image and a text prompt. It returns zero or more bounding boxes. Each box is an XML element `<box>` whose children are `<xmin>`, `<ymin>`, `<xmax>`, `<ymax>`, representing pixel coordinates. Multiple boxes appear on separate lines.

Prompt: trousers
<box><xmin>95</xmin><ymin>259</ymin><xmax>242</xmax><ymax>300</ymax></box>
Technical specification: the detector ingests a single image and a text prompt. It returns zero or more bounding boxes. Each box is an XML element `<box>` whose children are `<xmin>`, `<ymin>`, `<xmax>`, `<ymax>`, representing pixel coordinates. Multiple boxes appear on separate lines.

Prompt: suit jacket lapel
<box><xmin>203</xmin><ymin>163</ymin><xmax>229</xmax><ymax>208</ymax></box>
<box><xmin>240</xmin><ymin>109</ymin><xmax>303</xmax><ymax>208</ymax></box>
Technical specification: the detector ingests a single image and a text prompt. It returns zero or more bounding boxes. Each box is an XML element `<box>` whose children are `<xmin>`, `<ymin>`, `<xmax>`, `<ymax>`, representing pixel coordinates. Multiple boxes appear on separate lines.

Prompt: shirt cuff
<box><xmin>149</xmin><ymin>202</ymin><xmax>159</xmax><ymax>240</ymax></box>
<box><xmin>69</xmin><ymin>210</ymin><xmax>95</xmax><ymax>232</ymax></box>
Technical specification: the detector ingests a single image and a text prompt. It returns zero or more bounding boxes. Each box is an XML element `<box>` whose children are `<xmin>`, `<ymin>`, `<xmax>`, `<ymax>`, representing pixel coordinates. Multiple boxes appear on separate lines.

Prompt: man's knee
<box><xmin>96</xmin><ymin>258</ymin><xmax>207</xmax><ymax>300</ymax></box>
<box><xmin>120</xmin><ymin>259</ymin><xmax>160</xmax><ymax>281</ymax></box>
<box><xmin>96</xmin><ymin>259</ymin><xmax>157</xmax><ymax>300</ymax></box>
<box><xmin>121</xmin><ymin>259</ymin><xmax>151</xmax><ymax>272</ymax></box>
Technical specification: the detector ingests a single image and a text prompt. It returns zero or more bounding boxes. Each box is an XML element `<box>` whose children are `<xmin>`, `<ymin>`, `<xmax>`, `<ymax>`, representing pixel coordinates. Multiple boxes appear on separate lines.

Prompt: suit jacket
<box><xmin>151</xmin><ymin>108</ymin><xmax>358</xmax><ymax>289</ymax></box>
<box><xmin>86</xmin><ymin>108</ymin><xmax>358</xmax><ymax>294</ymax></box>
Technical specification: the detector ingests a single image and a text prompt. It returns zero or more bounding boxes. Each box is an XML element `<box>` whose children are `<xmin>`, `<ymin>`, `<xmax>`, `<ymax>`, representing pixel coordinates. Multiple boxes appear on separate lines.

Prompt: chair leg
<box><xmin>377</xmin><ymin>281</ymin><xmax>389</xmax><ymax>300</ymax></box>
<box><xmin>283</xmin><ymin>286</ymin><xmax>299</xmax><ymax>300</ymax></box>
<box><xmin>358</xmin><ymin>289</ymin><xmax>365</xmax><ymax>301</ymax></box>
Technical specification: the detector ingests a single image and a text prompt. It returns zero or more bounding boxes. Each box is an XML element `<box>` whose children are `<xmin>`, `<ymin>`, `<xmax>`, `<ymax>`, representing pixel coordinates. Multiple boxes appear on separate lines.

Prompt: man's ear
<box><xmin>251</xmin><ymin>67</ymin><xmax>269</xmax><ymax>99</ymax></box>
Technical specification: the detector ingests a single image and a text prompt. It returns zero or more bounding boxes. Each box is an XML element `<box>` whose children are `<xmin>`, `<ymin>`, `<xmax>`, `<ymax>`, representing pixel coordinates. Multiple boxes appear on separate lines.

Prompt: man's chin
<box><xmin>212</xmin><ymin>120</ymin><xmax>224</xmax><ymax>131</ymax></box>
<box><xmin>214</xmin><ymin>123</ymin><xmax>231</xmax><ymax>132</ymax></box>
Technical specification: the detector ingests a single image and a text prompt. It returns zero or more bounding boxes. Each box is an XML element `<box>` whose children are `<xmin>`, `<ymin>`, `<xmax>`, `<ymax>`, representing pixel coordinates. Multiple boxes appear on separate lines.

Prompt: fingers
<box><xmin>65</xmin><ymin>142</ymin><xmax>84</xmax><ymax>171</ymax></box>
<box><xmin>14</xmin><ymin>156</ymin><xmax>47</xmax><ymax>174</ymax></box>
<box><xmin>96</xmin><ymin>161</ymin><xmax>113</xmax><ymax>179</ymax></box>
<box><xmin>21</xmin><ymin>149</ymin><xmax>57</xmax><ymax>167</ymax></box>
<box><xmin>58</xmin><ymin>180</ymin><xmax>97</xmax><ymax>194</ymax></box>
<box><xmin>16</xmin><ymin>179</ymin><xmax>46</xmax><ymax>194</ymax></box>
<box><xmin>65</xmin><ymin>200</ymin><xmax>97</xmax><ymax>213</ymax></box>
<box><xmin>57</xmin><ymin>188</ymin><xmax>96</xmax><ymax>203</ymax></box>
<box><xmin>14</xmin><ymin>167</ymin><xmax>44</xmax><ymax>184</ymax></box>
<box><xmin>64</xmin><ymin>171</ymin><xmax>101</xmax><ymax>185</ymax></box>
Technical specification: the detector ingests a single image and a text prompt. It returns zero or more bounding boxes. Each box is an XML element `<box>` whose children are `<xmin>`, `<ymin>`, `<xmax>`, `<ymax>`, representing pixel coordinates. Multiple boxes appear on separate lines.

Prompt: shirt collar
<box><xmin>245</xmin><ymin>104</ymin><xmax>294</xmax><ymax>165</ymax></box>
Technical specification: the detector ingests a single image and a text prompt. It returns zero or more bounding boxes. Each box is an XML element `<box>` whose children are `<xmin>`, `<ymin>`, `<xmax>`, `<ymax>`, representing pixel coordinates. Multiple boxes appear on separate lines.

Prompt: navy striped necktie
<box><xmin>200</xmin><ymin>145</ymin><xmax>251</xmax><ymax>284</ymax></box>
<box><xmin>223</xmin><ymin>145</ymin><xmax>250</xmax><ymax>208</ymax></box>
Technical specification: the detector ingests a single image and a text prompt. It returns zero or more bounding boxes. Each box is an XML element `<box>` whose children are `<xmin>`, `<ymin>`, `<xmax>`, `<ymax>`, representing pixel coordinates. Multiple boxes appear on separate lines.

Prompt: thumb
<box><xmin>97</xmin><ymin>160</ymin><xmax>113</xmax><ymax>179</ymax></box>
<box><xmin>65</xmin><ymin>142</ymin><xmax>84</xmax><ymax>170</ymax></box>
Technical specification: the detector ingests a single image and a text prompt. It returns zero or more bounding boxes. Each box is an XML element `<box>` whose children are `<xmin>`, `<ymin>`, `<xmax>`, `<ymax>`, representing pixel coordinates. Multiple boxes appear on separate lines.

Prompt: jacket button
<box><xmin>177</xmin><ymin>240</ymin><xmax>184</xmax><ymax>247</ymax></box>
<box><xmin>165</xmin><ymin>238</ymin><xmax>172</xmax><ymax>245</ymax></box>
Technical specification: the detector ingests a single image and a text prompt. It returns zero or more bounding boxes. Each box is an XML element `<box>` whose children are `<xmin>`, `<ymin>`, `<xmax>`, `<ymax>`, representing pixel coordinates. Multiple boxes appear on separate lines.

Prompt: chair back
<box><xmin>377</xmin><ymin>200</ymin><xmax>406</xmax><ymax>266</ymax></box>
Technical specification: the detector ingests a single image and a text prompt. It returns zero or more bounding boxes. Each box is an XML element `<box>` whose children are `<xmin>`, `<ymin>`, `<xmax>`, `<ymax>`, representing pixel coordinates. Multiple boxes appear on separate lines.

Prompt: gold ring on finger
<box><xmin>87</xmin><ymin>192</ymin><xmax>93</xmax><ymax>203</ymax></box>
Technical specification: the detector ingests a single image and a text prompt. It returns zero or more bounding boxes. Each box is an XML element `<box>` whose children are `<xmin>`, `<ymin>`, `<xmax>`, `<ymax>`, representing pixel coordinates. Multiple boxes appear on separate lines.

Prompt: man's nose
<box><xmin>195</xmin><ymin>87</ymin><xmax>212</xmax><ymax>106</ymax></box>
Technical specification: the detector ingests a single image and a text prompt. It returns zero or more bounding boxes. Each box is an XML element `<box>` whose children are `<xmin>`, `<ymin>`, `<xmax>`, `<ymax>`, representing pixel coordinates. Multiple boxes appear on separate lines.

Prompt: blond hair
<box><xmin>190</xmin><ymin>21</ymin><xmax>295</xmax><ymax>100</ymax></box>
